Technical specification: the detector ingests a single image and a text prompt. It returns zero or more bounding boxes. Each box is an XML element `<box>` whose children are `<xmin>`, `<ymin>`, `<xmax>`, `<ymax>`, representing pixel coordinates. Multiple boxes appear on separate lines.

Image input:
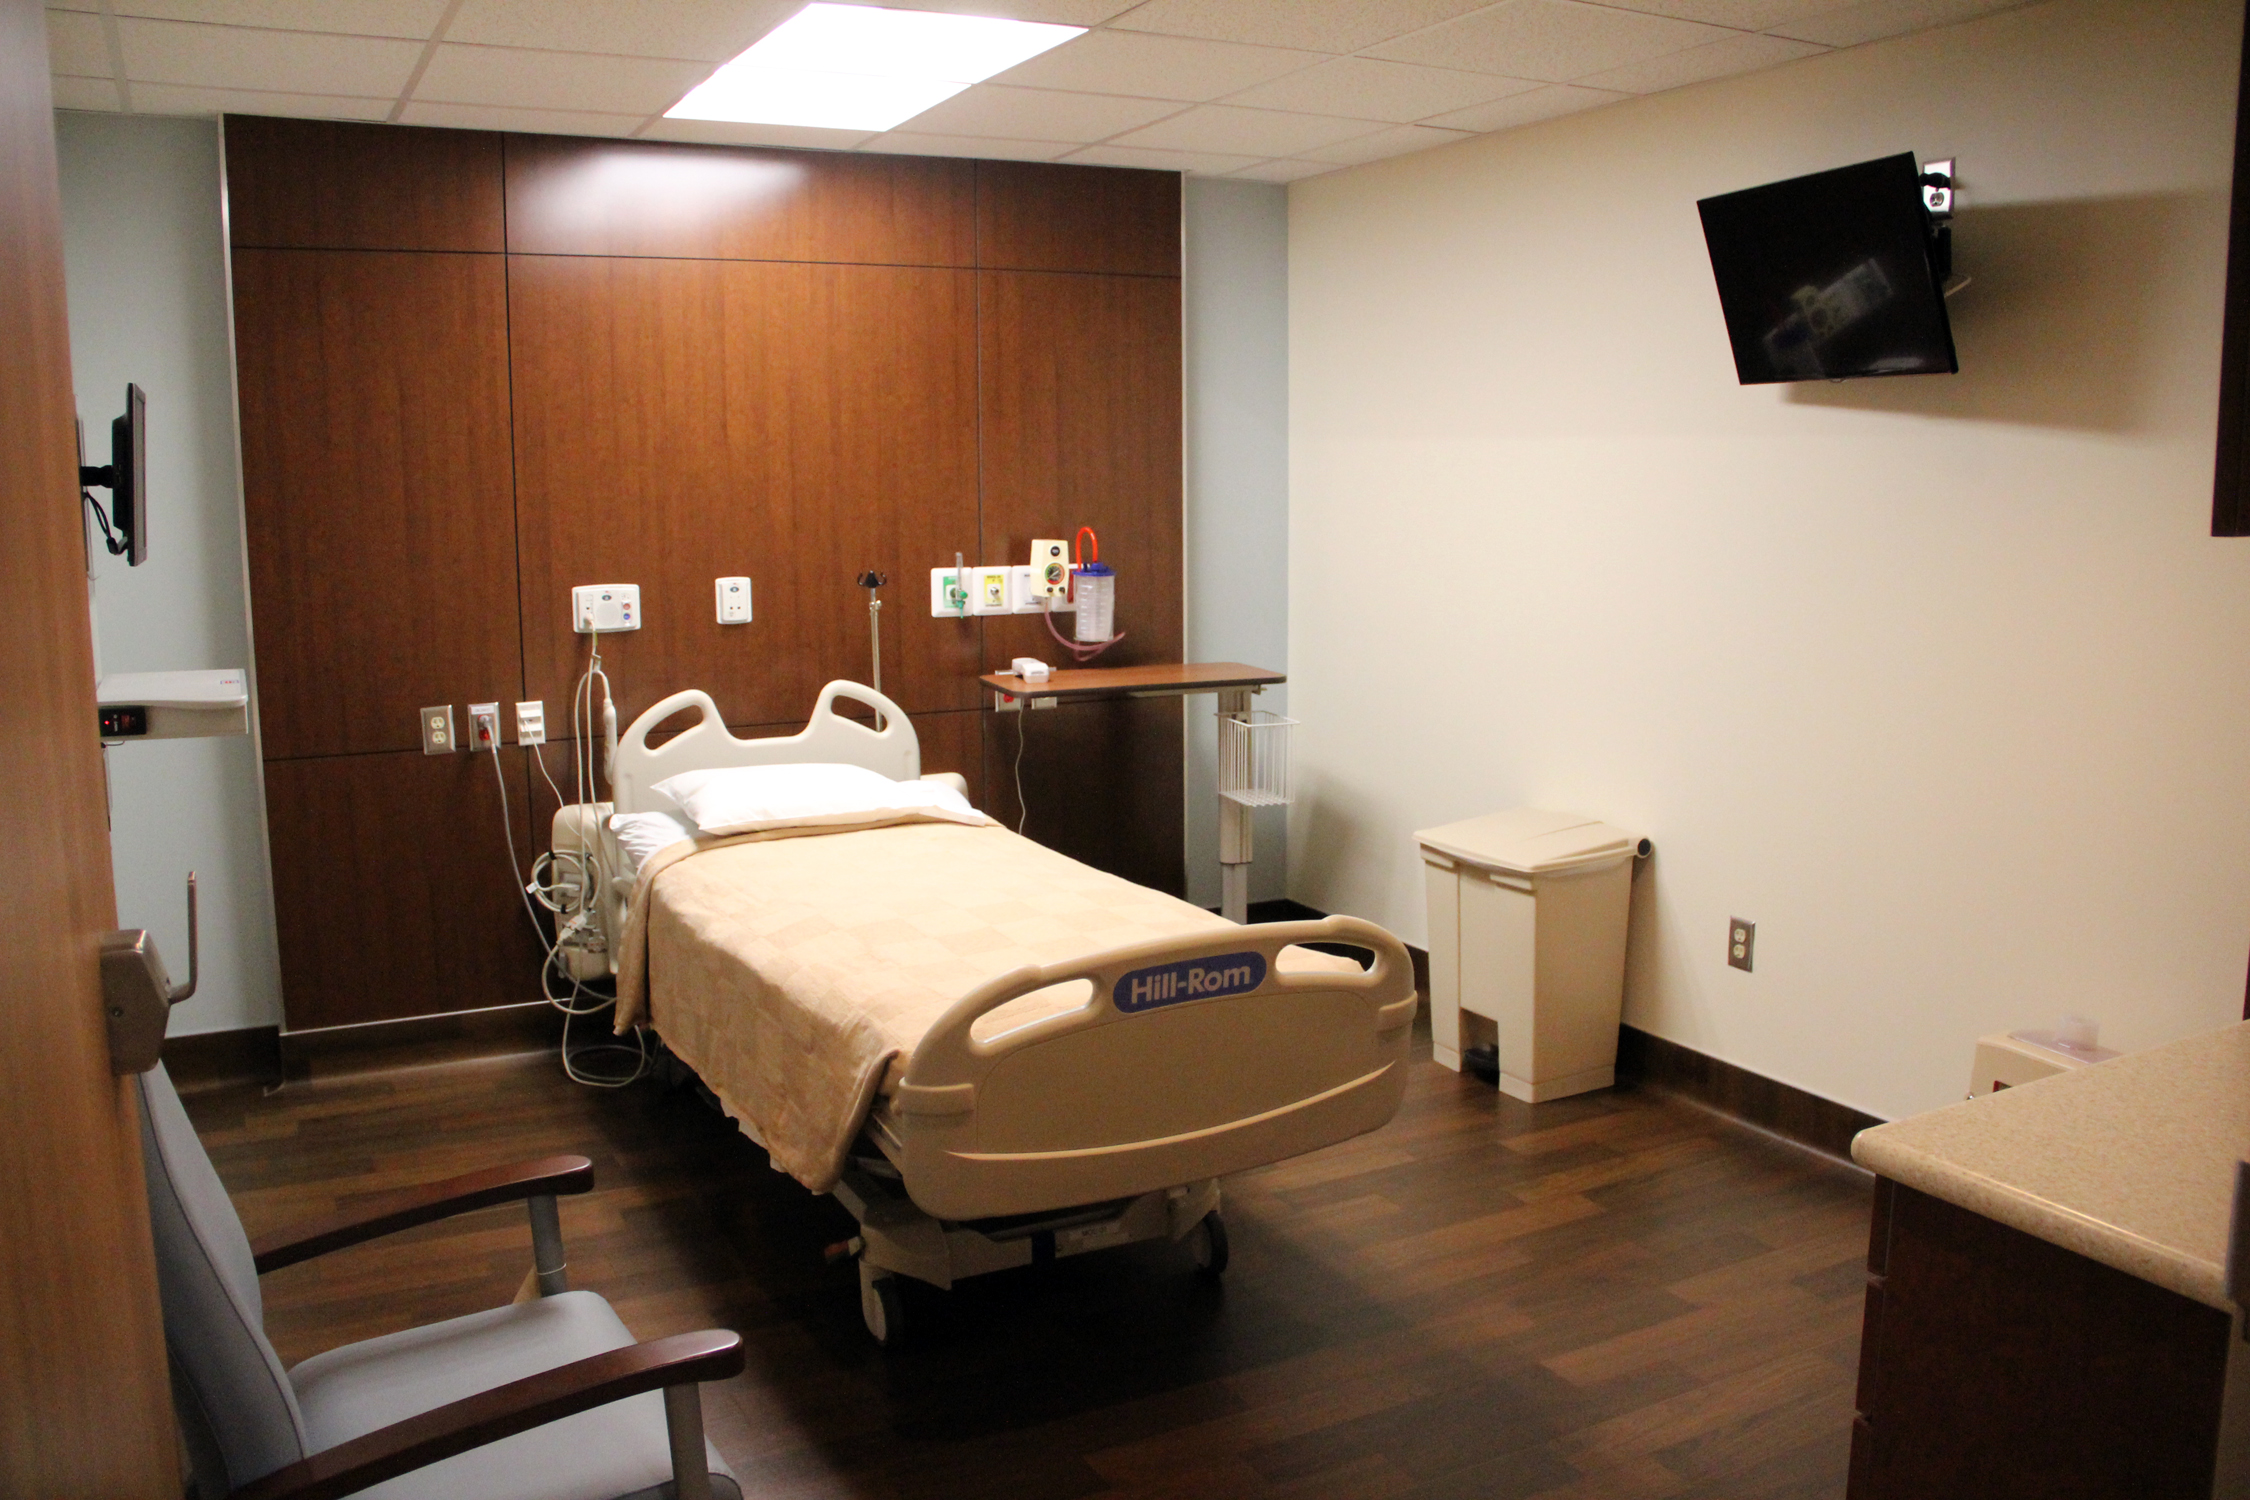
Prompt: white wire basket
<box><xmin>1219</xmin><ymin>711</ymin><xmax>1296</xmax><ymax>808</ymax></box>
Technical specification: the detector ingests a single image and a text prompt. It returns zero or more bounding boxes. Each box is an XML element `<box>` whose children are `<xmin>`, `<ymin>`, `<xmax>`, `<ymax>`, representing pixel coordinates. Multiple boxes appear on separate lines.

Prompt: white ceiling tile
<box><xmin>1061</xmin><ymin>141</ymin><xmax>1257</xmax><ymax>173</ymax></box>
<box><xmin>638</xmin><ymin>116</ymin><xmax>877</xmax><ymax>149</ymax></box>
<box><xmin>445</xmin><ymin>0</ymin><xmax>799</xmax><ymax>62</ymax></box>
<box><xmin>124</xmin><ymin>80</ymin><xmax>395</xmax><ymax>117</ymax></box>
<box><xmin>859</xmin><ymin>130</ymin><xmax>1079</xmax><ymax>161</ymax></box>
<box><xmin>1111</xmin><ymin>102</ymin><xmax>1385</xmax><ymax>155</ymax></box>
<box><xmin>1369</xmin><ymin>0</ymin><xmax>1735</xmax><ymax>82</ymax></box>
<box><xmin>1228</xmin><ymin>157</ymin><xmax>1338</xmax><ymax>181</ymax></box>
<box><xmin>1574</xmin><ymin>29</ymin><xmax>1824</xmax><ymax>92</ymax></box>
<box><xmin>993</xmin><ymin>29</ymin><xmax>1325</xmax><ymax>102</ymax></box>
<box><xmin>1107</xmin><ymin>0</ymin><xmax>1498</xmax><ymax>54</ymax></box>
<box><xmin>1220</xmin><ymin>56</ymin><xmax>1536</xmax><ymax>122</ymax></box>
<box><xmin>118</xmin><ymin>18</ymin><xmax>421</xmax><ymax>94</ymax></box>
<box><xmin>870</xmin><ymin>0</ymin><xmax>1144</xmax><ymax>22</ymax></box>
<box><xmin>52</xmin><ymin>74</ymin><xmax>125</xmax><ymax>111</ymax></box>
<box><xmin>397</xmin><ymin>100</ymin><xmax>647</xmax><ymax>136</ymax></box>
<box><xmin>902</xmin><ymin>83</ymin><xmax>1184</xmax><ymax>142</ymax></box>
<box><xmin>1297</xmin><ymin>120</ymin><xmax>1471</xmax><ymax>162</ymax></box>
<box><xmin>1768</xmin><ymin>0</ymin><xmax>2032</xmax><ymax>47</ymax></box>
<box><xmin>413</xmin><ymin>44</ymin><xmax>711</xmax><ymax>114</ymax></box>
<box><xmin>109</xmin><ymin>0</ymin><xmax>448</xmax><ymax>38</ymax></box>
<box><xmin>45</xmin><ymin>8</ymin><xmax>111</xmax><ymax>75</ymax></box>
<box><xmin>1423</xmin><ymin>81</ymin><xmax>1624</xmax><ymax>130</ymax></box>
<box><xmin>1586</xmin><ymin>0</ymin><xmax>1860</xmax><ymax>26</ymax></box>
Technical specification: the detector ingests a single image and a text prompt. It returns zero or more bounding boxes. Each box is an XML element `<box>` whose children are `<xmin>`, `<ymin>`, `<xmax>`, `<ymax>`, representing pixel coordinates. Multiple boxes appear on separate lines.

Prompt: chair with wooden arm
<box><xmin>137</xmin><ymin>1063</ymin><xmax>746</xmax><ymax>1500</ymax></box>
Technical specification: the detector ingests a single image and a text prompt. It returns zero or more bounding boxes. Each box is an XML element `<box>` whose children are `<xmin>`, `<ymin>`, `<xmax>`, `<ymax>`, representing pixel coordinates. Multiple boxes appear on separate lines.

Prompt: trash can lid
<box><xmin>1414</xmin><ymin>808</ymin><xmax>1644</xmax><ymax>877</ymax></box>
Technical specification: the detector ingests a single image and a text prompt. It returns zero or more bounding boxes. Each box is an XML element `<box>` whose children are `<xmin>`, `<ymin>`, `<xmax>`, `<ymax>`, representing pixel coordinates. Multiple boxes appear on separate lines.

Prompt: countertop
<box><xmin>1851</xmin><ymin>1020</ymin><xmax>2250</xmax><ymax>1309</ymax></box>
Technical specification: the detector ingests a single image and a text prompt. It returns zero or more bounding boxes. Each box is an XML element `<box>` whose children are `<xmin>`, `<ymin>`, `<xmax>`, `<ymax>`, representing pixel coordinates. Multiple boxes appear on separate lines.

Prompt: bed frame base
<box><xmin>836</xmin><ymin>1157</ymin><xmax>1218</xmax><ymax>1294</ymax></box>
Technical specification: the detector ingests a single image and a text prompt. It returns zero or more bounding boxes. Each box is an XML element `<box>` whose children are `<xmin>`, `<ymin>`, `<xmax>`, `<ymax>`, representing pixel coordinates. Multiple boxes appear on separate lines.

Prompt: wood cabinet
<box><xmin>1850</xmin><ymin>1178</ymin><xmax>2230</xmax><ymax>1499</ymax></box>
<box><xmin>225</xmin><ymin>116</ymin><xmax>1184</xmax><ymax>1030</ymax></box>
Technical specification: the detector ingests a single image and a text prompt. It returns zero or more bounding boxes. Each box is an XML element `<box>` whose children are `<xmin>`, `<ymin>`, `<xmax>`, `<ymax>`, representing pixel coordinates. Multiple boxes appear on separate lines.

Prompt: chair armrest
<box><xmin>252</xmin><ymin>1155</ymin><xmax>594</xmax><ymax>1274</ymax></box>
<box><xmin>228</xmin><ymin>1329</ymin><xmax>744</xmax><ymax>1500</ymax></box>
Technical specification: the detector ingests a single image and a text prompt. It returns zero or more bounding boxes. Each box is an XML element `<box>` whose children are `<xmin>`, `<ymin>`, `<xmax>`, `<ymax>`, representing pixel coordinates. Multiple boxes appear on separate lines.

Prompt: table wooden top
<box><xmin>977</xmin><ymin>660</ymin><xmax>1285</xmax><ymax>700</ymax></box>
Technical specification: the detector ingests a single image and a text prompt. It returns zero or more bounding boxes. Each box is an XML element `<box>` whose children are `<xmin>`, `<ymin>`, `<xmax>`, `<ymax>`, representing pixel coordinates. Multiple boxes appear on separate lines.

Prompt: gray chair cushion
<box><xmin>291</xmin><ymin>1290</ymin><xmax>739</xmax><ymax>1500</ymax></box>
<box><xmin>137</xmin><ymin>1063</ymin><xmax>308</xmax><ymax>1492</ymax></box>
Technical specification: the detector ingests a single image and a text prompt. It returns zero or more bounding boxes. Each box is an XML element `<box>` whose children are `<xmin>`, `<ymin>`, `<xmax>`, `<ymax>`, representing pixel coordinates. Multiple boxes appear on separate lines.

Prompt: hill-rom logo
<box><xmin>1114</xmin><ymin>952</ymin><xmax>1268</xmax><ymax>1013</ymax></box>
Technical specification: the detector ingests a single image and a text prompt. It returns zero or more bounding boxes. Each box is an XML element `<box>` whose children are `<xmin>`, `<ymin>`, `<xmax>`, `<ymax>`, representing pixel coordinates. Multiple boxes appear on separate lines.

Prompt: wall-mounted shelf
<box><xmin>97</xmin><ymin>669</ymin><xmax>249</xmax><ymax>743</ymax></box>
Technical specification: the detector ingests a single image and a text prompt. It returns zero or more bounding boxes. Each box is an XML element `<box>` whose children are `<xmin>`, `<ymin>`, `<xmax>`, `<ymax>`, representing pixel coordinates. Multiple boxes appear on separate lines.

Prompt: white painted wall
<box><xmin>1184</xmin><ymin>176</ymin><xmax>1290</xmax><ymax>909</ymax></box>
<box><xmin>57</xmin><ymin>112</ymin><xmax>281</xmax><ymax>1036</ymax></box>
<box><xmin>1286</xmin><ymin>0</ymin><xmax>2250</xmax><ymax>1121</ymax></box>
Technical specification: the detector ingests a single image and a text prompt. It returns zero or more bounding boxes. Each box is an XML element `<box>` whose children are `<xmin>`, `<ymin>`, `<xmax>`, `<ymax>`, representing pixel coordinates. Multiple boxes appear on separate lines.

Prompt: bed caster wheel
<box><xmin>860</xmin><ymin>1267</ymin><xmax>905</xmax><ymax>1348</ymax></box>
<box><xmin>1189</xmin><ymin>1211</ymin><xmax>1229</xmax><ymax>1279</ymax></box>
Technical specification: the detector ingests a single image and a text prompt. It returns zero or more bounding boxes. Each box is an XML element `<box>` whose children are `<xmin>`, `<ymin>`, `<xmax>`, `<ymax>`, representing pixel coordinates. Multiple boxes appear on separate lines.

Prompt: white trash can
<box><xmin>1416</xmin><ymin>809</ymin><xmax>1647</xmax><ymax>1103</ymax></box>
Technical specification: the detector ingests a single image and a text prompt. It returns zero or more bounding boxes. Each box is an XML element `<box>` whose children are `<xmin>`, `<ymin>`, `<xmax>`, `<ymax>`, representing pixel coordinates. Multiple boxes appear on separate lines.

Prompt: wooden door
<box><xmin>0</xmin><ymin>0</ymin><xmax>180</xmax><ymax>1489</ymax></box>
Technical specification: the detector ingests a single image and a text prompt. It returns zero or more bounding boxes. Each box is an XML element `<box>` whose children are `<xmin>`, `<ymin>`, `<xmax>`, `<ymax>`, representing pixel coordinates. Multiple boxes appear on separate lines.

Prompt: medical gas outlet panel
<box><xmin>930</xmin><ymin>554</ymin><xmax>1077</xmax><ymax>618</ymax></box>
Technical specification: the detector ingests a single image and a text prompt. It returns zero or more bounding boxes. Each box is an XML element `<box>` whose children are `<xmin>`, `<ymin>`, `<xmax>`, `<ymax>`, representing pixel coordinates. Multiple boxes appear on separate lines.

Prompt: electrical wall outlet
<box><xmin>515</xmin><ymin>700</ymin><xmax>545</xmax><ymax>746</ymax></box>
<box><xmin>467</xmin><ymin>701</ymin><xmax>501</xmax><ymax>752</ymax></box>
<box><xmin>1728</xmin><ymin>918</ymin><xmax>1755</xmax><ymax>972</ymax></box>
<box><xmin>572</xmin><ymin>583</ymin><xmax>640</xmax><ymax>633</ymax></box>
<box><xmin>969</xmin><ymin>565</ymin><xmax>1013</xmax><ymax>616</ymax></box>
<box><xmin>930</xmin><ymin>565</ymin><xmax>969</xmax><ymax>618</ymax></box>
<box><xmin>420</xmin><ymin>704</ymin><xmax>456</xmax><ymax>755</ymax></box>
<box><xmin>715</xmin><ymin>576</ymin><xmax>751</xmax><ymax>624</ymax></box>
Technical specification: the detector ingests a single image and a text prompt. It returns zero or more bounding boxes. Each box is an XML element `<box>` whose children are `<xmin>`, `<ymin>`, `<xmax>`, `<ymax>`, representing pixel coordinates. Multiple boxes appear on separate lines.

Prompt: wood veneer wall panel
<box><xmin>264</xmin><ymin>750</ymin><xmax>543</xmax><ymax>1030</ymax></box>
<box><xmin>976</xmin><ymin>268</ymin><xmax>1184</xmax><ymax>672</ymax></box>
<box><xmin>505</xmin><ymin>136</ymin><xmax>975</xmax><ymax>265</ymax></box>
<box><xmin>224</xmin><ymin>116</ymin><xmax>503</xmax><ymax>252</ymax></box>
<box><xmin>234</xmin><ymin>248</ymin><xmax>522</xmax><ymax>759</ymax></box>
<box><xmin>976</xmin><ymin>266</ymin><xmax>1185</xmax><ymax>891</ymax></box>
<box><xmin>0</xmin><ymin>0</ymin><xmax>179</xmax><ymax>1482</ymax></box>
<box><xmin>975</xmin><ymin>161</ymin><xmax>1179</xmax><ymax>277</ymax></box>
<box><xmin>510</xmin><ymin>253</ymin><xmax>982</xmax><ymax>729</ymax></box>
<box><xmin>982</xmin><ymin>698</ymin><xmax>1186</xmax><ymax>895</ymax></box>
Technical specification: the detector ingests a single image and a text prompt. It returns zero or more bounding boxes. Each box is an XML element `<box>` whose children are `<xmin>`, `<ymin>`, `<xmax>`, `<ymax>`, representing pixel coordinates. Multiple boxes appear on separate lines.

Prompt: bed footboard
<box><xmin>884</xmin><ymin>917</ymin><xmax>1418</xmax><ymax>1221</ymax></box>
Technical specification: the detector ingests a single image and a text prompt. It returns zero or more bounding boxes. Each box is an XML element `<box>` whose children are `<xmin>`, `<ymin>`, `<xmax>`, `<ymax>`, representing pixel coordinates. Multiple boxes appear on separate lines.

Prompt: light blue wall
<box><xmin>1183</xmin><ymin>177</ymin><xmax>1290</xmax><ymax>910</ymax></box>
<box><xmin>57</xmin><ymin>111</ymin><xmax>281</xmax><ymax>1036</ymax></box>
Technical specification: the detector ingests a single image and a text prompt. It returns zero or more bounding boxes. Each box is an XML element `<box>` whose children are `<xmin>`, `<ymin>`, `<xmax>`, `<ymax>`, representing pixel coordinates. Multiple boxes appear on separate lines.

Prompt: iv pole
<box><xmin>856</xmin><ymin>570</ymin><xmax>888</xmax><ymax>699</ymax></box>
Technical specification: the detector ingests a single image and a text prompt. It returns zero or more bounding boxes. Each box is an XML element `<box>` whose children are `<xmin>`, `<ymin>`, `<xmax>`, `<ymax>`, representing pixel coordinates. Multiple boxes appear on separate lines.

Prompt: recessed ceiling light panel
<box><xmin>667</xmin><ymin>3</ymin><xmax>1085</xmax><ymax>132</ymax></box>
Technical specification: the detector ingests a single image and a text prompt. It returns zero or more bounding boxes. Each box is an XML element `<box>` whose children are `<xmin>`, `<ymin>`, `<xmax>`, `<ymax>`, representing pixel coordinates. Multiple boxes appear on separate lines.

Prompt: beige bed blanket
<box><xmin>614</xmin><ymin>819</ymin><xmax>1326</xmax><ymax>1194</ymax></box>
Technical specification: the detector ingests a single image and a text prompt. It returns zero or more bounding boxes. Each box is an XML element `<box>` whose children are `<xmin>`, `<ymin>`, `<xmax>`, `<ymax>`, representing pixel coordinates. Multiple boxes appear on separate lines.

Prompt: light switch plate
<box><xmin>715</xmin><ymin>576</ymin><xmax>751</xmax><ymax>624</ymax></box>
<box><xmin>515</xmin><ymin>701</ymin><xmax>545</xmax><ymax>746</ymax></box>
<box><xmin>572</xmin><ymin>583</ymin><xmax>640</xmax><ymax>633</ymax></box>
<box><xmin>420</xmin><ymin>704</ymin><xmax>456</xmax><ymax>755</ymax></box>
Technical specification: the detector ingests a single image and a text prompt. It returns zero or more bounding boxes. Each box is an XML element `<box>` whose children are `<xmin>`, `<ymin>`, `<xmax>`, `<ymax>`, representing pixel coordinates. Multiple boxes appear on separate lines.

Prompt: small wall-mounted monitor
<box><xmin>81</xmin><ymin>382</ymin><xmax>146</xmax><ymax>566</ymax></box>
<box><xmin>1697</xmin><ymin>153</ymin><xmax>1957</xmax><ymax>385</ymax></box>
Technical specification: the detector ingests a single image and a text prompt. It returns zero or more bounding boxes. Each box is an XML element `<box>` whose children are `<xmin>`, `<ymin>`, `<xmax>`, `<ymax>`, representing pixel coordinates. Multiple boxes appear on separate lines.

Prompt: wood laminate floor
<box><xmin>184</xmin><ymin>1026</ymin><xmax>1871</xmax><ymax>1499</ymax></box>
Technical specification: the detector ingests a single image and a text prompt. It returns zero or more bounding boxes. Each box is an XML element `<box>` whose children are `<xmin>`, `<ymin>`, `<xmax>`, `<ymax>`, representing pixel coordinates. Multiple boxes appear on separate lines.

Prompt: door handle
<box><xmin>102</xmin><ymin>872</ymin><xmax>197</xmax><ymax>1075</ymax></box>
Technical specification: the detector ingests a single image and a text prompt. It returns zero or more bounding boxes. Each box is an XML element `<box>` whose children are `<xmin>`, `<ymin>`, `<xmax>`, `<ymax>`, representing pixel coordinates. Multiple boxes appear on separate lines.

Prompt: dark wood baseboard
<box><xmin>1615</xmin><ymin>1024</ymin><xmax>1883</xmax><ymax>1164</ymax></box>
<box><xmin>280</xmin><ymin>1002</ymin><xmax>565</xmax><ymax>1081</ymax></box>
<box><xmin>163</xmin><ymin>1025</ymin><xmax>284</xmax><ymax>1094</ymax></box>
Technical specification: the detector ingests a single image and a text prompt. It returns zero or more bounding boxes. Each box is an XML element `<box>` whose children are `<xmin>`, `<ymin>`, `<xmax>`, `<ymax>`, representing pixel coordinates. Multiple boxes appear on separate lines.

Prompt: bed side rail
<box><xmin>889</xmin><ymin>917</ymin><xmax>1419</xmax><ymax>1220</ymax></box>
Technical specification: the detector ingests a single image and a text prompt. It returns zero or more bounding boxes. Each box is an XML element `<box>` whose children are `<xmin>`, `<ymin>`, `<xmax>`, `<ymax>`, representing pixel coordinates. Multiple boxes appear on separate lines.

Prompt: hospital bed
<box><xmin>578</xmin><ymin>680</ymin><xmax>1417</xmax><ymax>1345</ymax></box>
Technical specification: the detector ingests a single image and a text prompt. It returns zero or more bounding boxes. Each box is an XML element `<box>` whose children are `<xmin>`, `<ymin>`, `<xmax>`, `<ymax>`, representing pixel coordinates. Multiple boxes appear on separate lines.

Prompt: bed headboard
<box><xmin>611</xmin><ymin>681</ymin><xmax>921</xmax><ymax>816</ymax></box>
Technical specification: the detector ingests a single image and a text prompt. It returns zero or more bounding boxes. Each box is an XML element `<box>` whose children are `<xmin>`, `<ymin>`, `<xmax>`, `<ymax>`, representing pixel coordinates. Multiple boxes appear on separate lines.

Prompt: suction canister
<box><xmin>1072</xmin><ymin>526</ymin><xmax>1115</xmax><ymax>645</ymax></box>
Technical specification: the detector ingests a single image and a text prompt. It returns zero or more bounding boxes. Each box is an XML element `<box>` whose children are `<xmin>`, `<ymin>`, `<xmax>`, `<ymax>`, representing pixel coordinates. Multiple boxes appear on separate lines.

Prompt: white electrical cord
<box><xmin>1014</xmin><ymin>708</ymin><xmax>1029</xmax><ymax>836</ymax></box>
<box><xmin>487</xmin><ymin>654</ymin><xmax>651</xmax><ymax>1090</ymax></box>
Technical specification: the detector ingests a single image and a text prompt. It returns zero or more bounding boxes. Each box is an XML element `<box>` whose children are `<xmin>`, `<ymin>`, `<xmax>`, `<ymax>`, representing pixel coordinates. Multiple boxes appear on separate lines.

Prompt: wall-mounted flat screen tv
<box><xmin>1697</xmin><ymin>152</ymin><xmax>1956</xmax><ymax>385</ymax></box>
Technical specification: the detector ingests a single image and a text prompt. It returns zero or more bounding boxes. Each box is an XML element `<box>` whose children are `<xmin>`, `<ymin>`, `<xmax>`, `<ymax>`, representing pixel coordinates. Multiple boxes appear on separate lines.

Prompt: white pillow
<box><xmin>608</xmin><ymin>810</ymin><xmax>698</xmax><ymax>872</ymax></box>
<box><xmin>649</xmin><ymin>762</ymin><xmax>987</xmax><ymax>838</ymax></box>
